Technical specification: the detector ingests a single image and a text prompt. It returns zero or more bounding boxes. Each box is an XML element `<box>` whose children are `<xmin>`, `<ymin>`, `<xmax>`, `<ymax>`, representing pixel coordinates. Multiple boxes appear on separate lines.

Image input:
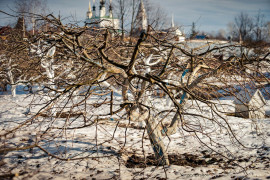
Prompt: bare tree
<box><xmin>190</xmin><ymin>22</ymin><xmax>198</xmax><ymax>39</ymax></box>
<box><xmin>0</xmin><ymin>13</ymin><xmax>270</xmax><ymax>179</ymax></box>
<box><xmin>113</xmin><ymin>0</ymin><xmax>169</xmax><ymax>37</ymax></box>
<box><xmin>235</xmin><ymin>12</ymin><xmax>254</xmax><ymax>42</ymax></box>
<box><xmin>14</xmin><ymin>0</ymin><xmax>48</xmax><ymax>35</ymax></box>
<box><xmin>112</xmin><ymin>0</ymin><xmax>131</xmax><ymax>40</ymax></box>
<box><xmin>129</xmin><ymin>0</ymin><xmax>140</xmax><ymax>36</ymax></box>
<box><xmin>144</xmin><ymin>0</ymin><xmax>169</xmax><ymax>30</ymax></box>
<box><xmin>267</xmin><ymin>21</ymin><xmax>270</xmax><ymax>42</ymax></box>
<box><xmin>0</xmin><ymin>26</ymin><xmax>34</xmax><ymax>96</ymax></box>
<box><xmin>253</xmin><ymin>10</ymin><xmax>268</xmax><ymax>42</ymax></box>
<box><xmin>228</xmin><ymin>11</ymin><xmax>268</xmax><ymax>43</ymax></box>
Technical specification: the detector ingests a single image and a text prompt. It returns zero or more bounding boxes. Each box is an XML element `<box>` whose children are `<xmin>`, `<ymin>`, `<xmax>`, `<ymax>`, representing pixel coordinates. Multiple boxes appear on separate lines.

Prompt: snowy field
<box><xmin>0</xmin><ymin>92</ymin><xmax>270</xmax><ymax>180</ymax></box>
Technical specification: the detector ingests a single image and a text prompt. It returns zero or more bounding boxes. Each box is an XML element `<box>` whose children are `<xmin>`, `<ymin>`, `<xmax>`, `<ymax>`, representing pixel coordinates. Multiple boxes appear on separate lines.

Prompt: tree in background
<box><xmin>14</xmin><ymin>16</ymin><xmax>27</xmax><ymax>39</ymax></box>
<box><xmin>129</xmin><ymin>0</ymin><xmax>140</xmax><ymax>37</ymax></box>
<box><xmin>228</xmin><ymin>11</ymin><xmax>269</xmax><ymax>43</ymax></box>
<box><xmin>267</xmin><ymin>21</ymin><xmax>270</xmax><ymax>42</ymax></box>
<box><xmin>0</xmin><ymin>30</ymin><xmax>34</xmax><ymax>96</ymax></box>
<box><xmin>190</xmin><ymin>22</ymin><xmax>198</xmax><ymax>39</ymax></box>
<box><xmin>235</xmin><ymin>12</ymin><xmax>253</xmax><ymax>42</ymax></box>
<box><xmin>113</xmin><ymin>0</ymin><xmax>169</xmax><ymax>38</ymax></box>
<box><xmin>253</xmin><ymin>10</ymin><xmax>268</xmax><ymax>42</ymax></box>
<box><xmin>144</xmin><ymin>0</ymin><xmax>169</xmax><ymax>30</ymax></box>
<box><xmin>112</xmin><ymin>0</ymin><xmax>131</xmax><ymax>40</ymax></box>
<box><xmin>14</xmin><ymin>0</ymin><xmax>48</xmax><ymax>35</ymax></box>
<box><xmin>215</xmin><ymin>29</ymin><xmax>227</xmax><ymax>40</ymax></box>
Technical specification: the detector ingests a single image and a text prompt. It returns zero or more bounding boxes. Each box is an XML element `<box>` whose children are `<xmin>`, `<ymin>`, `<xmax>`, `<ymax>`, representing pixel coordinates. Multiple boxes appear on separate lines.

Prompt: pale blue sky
<box><xmin>0</xmin><ymin>0</ymin><xmax>269</xmax><ymax>33</ymax></box>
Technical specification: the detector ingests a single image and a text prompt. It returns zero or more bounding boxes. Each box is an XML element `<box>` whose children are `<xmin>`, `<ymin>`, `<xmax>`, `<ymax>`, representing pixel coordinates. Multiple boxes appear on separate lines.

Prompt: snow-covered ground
<box><xmin>0</xmin><ymin>93</ymin><xmax>270</xmax><ymax>180</ymax></box>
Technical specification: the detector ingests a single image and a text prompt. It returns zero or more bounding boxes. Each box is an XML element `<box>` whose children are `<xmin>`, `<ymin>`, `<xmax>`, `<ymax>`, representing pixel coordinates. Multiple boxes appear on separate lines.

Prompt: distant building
<box><xmin>193</xmin><ymin>33</ymin><xmax>211</xmax><ymax>40</ymax></box>
<box><xmin>14</xmin><ymin>16</ymin><xmax>27</xmax><ymax>40</ymax></box>
<box><xmin>154</xmin><ymin>15</ymin><xmax>185</xmax><ymax>42</ymax></box>
<box><xmin>234</xmin><ymin>89</ymin><xmax>266</xmax><ymax>119</ymax></box>
<box><xmin>133</xmin><ymin>0</ymin><xmax>148</xmax><ymax>35</ymax></box>
<box><xmin>195</xmin><ymin>35</ymin><xmax>207</xmax><ymax>40</ymax></box>
<box><xmin>132</xmin><ymin>0</ymin><xmax>185</xmax><ymax>42</ymax></box>
<box><xmin>167</xmin><ymin>15</ymin><xmax>185</xmax><ymax>42</ymax></box>
<box><xmin>84</xmin><ymin>0</ymin><xmax>119</xmax><ymax>30</ymax></box>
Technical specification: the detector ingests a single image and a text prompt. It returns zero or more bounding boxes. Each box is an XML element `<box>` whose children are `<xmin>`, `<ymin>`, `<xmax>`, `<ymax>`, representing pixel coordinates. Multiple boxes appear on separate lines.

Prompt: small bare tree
<box><xmin>14</xmin><ymin>0</ymin><xmax>48</xmax><ymax>35</ymax></box>
<box><xmin>228</xmin><ymin>11</ymin><xmax>269</xmax><ymax>43</ymax></box>
<box><xmin>144</xmin><ymin>0</ymin><xmax>169</xmax><ymax>30</ymax></box>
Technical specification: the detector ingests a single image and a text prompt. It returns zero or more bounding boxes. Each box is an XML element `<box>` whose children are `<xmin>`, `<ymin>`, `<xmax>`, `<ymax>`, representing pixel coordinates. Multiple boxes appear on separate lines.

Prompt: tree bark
<box><xmin>145</xmin><ymin>117</ymin><xmax>169</xmax><ymax>165</ymax></box>
<box><xmin>11</xmin><ymin>85</ymin><xmax>16</xmax><ymax>97</ymax></box>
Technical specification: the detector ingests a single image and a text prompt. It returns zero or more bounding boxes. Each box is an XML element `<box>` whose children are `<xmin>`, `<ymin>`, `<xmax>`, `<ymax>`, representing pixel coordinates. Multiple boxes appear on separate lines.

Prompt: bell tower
<box><xmin>99</xmin><ymin>0</ymin><xmax>106</xmax><ymax>17</ymax></box>
<box><xmin>135</xmin><ymin>0</ymin><xmax>148</xmax><ymax>32</ymax></box>
<box><xmin>86</xmin><ymin>0</ymin><xmax>93</xmax><ymax>19</ymax></box>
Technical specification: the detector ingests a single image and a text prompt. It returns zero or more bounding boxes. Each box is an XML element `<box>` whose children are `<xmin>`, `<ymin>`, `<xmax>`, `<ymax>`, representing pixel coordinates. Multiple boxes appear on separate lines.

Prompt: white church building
<box><xmin>83</xmin><ymin>0</ymin><xmax>185</xmax><ymax>42</ymax></box>
<box><xmin>84</xmin><ymin>0</ymin><xmax>119</xmax><ymax>30</ymax></box>
<box><xmin>134</xmin><ymin>0</ymin><xmax>185</xmax><ymax>42</ymax></box>
<box><xmin>169</xmin><ymin>15</ymin><xmax>185</xmax><ymax>42</ymax></box>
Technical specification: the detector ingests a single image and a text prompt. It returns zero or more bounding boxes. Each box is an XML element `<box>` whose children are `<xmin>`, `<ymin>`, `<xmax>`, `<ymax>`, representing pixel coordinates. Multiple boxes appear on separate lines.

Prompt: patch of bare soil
<box><xmin>125</xmin><ymin>153</ymin><xmax>224</xmax><ymax>168</ymax></box>
<box><xmin>126</xmin><ymin>147</ymin><xmax>270</xmax><ymax>173</ymax></box>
